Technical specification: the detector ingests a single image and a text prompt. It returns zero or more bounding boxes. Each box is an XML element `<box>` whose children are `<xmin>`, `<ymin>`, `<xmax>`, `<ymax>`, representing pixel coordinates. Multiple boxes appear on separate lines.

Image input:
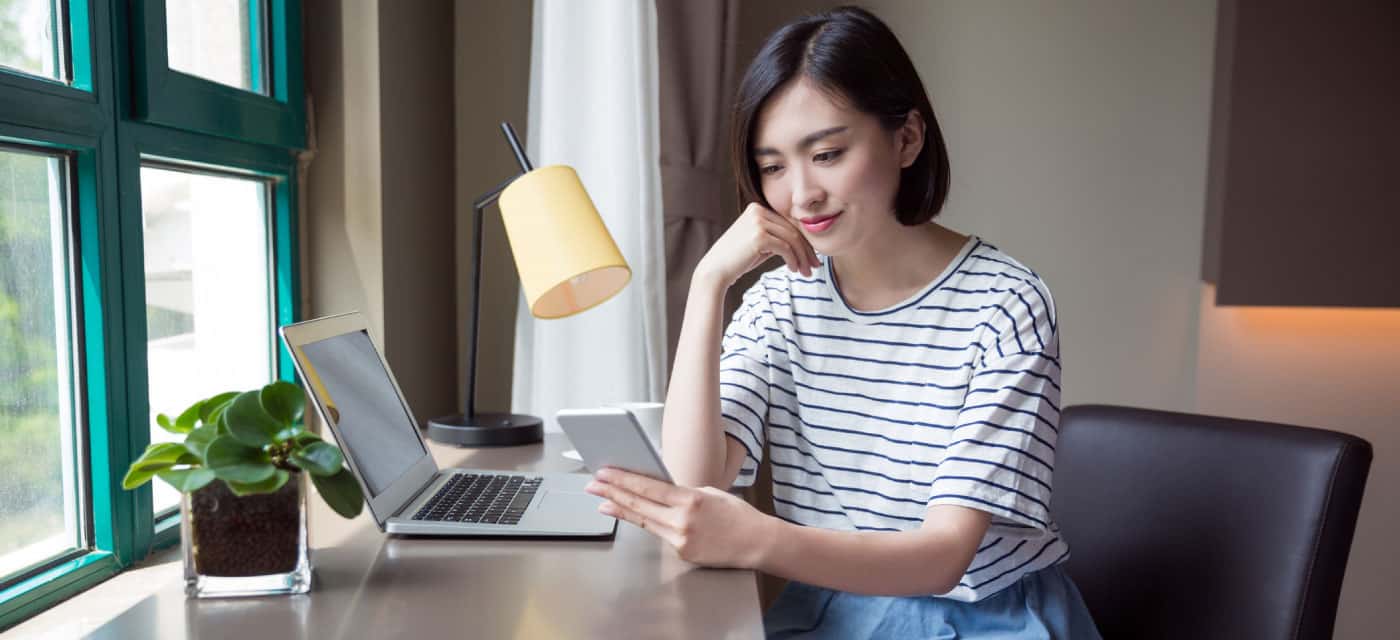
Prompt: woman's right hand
<box><xmin>695</xmin><ymin>202</ymin><xmax>821</xmax><ymax>288</ymax></box>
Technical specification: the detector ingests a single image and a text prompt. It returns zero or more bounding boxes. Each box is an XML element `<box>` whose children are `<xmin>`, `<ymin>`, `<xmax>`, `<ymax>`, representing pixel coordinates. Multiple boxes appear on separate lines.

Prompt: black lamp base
<box><xmin>426</xmin><ymin>412</ymin><xmax>544</xmax><ymax>447</ymax></box>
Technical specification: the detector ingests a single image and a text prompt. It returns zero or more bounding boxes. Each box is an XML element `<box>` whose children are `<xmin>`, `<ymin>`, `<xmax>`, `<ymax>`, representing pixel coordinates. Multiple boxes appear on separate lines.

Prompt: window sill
<box><xmin>3</xmin><ymin>548</ymin><xmax>177</xmax><ymax>636</ymax></box>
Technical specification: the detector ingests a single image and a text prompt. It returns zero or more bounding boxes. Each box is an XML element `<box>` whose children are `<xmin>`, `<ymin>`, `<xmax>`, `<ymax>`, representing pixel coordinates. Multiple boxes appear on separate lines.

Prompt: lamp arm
<box><xmin>465</xmin><ymin>121</ymin><xmax>534</xmax><ymax>418</ymax></box>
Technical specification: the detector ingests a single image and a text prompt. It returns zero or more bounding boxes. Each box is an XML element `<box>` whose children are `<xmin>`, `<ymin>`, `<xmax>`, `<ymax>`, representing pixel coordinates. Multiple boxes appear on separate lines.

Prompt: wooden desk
<box><xmin>59</xmin><ymin>434</ymin><xmax>764</xmax><ymax>639</ymax></box>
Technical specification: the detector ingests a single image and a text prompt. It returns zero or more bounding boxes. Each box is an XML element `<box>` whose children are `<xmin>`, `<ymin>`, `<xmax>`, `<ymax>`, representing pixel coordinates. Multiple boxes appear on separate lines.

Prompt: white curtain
<box><xmin>514</xmin><ymin>0</ymin><xmax>668</xmax><ymax>431</ymax></box>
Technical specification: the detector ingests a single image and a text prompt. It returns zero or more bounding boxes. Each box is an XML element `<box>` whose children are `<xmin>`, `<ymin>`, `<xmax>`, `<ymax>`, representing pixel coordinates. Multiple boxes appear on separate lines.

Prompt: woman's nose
<box><xmin>790</xmin><ymin>168</ymin><xmax>826</xmax><ymax>213</ymax></box>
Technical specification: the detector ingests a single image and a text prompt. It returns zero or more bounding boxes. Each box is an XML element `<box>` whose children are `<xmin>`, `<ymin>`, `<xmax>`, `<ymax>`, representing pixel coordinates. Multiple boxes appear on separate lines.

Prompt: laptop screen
<box><xmin>299</xmin><ymin>330</ymin><xmax>428</xmax><ymax>497</ymax></box>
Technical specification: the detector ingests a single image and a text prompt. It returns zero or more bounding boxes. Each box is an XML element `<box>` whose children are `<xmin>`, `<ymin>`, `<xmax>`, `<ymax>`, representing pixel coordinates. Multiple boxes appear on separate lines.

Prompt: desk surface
<box><xmin>52</xmin><ymin>433</ymin><xmax>763</xmax><ymax>639</ymax></box>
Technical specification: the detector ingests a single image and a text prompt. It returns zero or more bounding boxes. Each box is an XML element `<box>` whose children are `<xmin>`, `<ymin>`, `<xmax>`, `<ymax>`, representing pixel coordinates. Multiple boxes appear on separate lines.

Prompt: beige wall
<box><xmin>305</xmin><ymin>0</ymin><xmax>385</xmax><ymax>340</ymax></box>
<box><xmin>304</xmin><ymin>0</ymin><xmax>458</xmax><ymax>422</ymax></box>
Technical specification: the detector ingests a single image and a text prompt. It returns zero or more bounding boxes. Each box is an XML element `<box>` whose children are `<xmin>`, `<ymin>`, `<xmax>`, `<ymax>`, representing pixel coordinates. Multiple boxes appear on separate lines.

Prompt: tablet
<box><xmin>556</xmin><ymin>407</ymin><xmax>673</xmax><ymax>484</ymax></box>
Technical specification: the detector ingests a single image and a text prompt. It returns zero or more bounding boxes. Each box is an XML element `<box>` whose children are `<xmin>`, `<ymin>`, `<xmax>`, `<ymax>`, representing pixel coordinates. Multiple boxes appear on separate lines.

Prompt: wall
<box><xmin>305</xmin><ymin>0</ymin><xmax>384</xmax><ymax>340</ymax></box>
<box><xmin>452</xmin><ymin>0</ymin><xmax>533</xmax><ymax>414</ymax></box>
<box><xmin>304</xmin><ymin>0</ymin><xmax>458</xmax><ymax>422</ymax></box>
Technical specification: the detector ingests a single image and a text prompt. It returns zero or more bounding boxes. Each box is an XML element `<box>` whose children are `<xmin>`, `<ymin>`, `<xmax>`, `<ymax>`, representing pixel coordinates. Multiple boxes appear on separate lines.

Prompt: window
<box><xmin>0</xmin><ymin>0</ymin><xmax>65</xmax><ymax>81</ymax></box>
<box><xmin>142</xmin><ymin>166</ymin><xmax>274</xmax><ymax>514</ymax></box>
<box><xmin>0</xmin><ymin>148</ymin><xmax>83</xmax><ymax>582</ymax></box>
<box><xmin>164</xmin><ymin>0</ymin><xmax>264</xmax><ymax>93</ymax></box>
<box><xmin>0</xmin><ymin>0</ymin><xmax>303</xmax><ymax>630</ymax></box>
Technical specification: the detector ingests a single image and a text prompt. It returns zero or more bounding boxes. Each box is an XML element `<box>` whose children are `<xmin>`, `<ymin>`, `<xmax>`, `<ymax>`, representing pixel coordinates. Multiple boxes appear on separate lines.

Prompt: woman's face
<box><xmin>752</xmin><ymin>77</ymin><xmax>921</xmax><ymax>258</ymax></box>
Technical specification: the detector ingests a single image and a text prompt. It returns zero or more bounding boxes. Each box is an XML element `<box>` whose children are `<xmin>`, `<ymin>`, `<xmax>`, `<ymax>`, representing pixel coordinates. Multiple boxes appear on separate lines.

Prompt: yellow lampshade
<box><xmin>497</xmin><ymin>165</ymin><xmax>631</xmax><ymax>319</ymax></box>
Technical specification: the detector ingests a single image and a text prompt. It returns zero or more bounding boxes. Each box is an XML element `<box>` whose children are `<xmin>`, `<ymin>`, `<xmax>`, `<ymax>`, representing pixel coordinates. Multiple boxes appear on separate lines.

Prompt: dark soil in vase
<box><xmin>189</xmin><ymin>478</ymin><xmax>302</xmax><ymax>577</ymax></box>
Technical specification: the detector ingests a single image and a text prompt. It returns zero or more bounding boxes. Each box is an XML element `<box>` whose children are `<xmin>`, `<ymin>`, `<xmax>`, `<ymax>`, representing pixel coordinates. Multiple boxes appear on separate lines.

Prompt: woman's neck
<box><xmin>830</xmin><ymin>222</ymin><xmax>968</xmax><ymax>303</ymax></box>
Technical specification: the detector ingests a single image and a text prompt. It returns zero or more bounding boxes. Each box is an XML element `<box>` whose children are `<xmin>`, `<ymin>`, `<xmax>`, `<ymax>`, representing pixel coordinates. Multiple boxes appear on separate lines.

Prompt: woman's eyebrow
<box><xmin>753</xmin><ymin>126</ymin><xmax>849</xmax><ymax>157</ymax></box>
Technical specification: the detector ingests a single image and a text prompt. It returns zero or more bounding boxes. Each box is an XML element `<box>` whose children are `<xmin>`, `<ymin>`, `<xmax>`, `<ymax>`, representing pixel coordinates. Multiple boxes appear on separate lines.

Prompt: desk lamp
<box><xmin>427</xmin><ymin>122</ymin><xmax>631</xmax><ymax>446</ymax></box>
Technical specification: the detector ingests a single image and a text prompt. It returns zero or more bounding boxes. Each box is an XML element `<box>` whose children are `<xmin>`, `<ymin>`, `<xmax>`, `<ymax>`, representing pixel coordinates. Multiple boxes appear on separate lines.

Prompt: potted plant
<box><xmin>123</xmin><ymin>381</ymin><xmax>364</xmax><ymax>598</ymax></box>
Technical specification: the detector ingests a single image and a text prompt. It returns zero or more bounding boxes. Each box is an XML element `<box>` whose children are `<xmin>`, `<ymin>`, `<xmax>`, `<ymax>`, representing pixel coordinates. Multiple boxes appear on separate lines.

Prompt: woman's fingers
<box><xmin>598</xmin><ymin>498</ymin><xmax>685</xmax><ymax>547</ymax></box>
<box><xmin>762</xmin><ymin>232</ymin><xmax>807</xmax><ymax>277</ymax></box>
<box><xmin>760</xmin><ymin>210</ymin><xmax>819</xmax><ymax>271</ymax></box>
<box><xmin>760</xmin><ymin>221</ymin><xmax>814</xmax><ymax>276</ymax></box>
<box><xmin>586</xmin><ymin>479</ymin><xmax>684</xmax><ymax>531</ymax></box>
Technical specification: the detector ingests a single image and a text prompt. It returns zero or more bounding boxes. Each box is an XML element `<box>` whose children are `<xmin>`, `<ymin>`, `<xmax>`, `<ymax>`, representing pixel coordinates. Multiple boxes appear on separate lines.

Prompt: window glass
<box><xmin>164</xmin><ymin>0</ymin><xmax>263</xmax><ymax>93</ymax></box>
<box><xmin>0</xmin><ymin>147</ymin><xmax>82</xmax><ymax>580</ymax></box>
<box><xmin>0</xmin><ymin>0</ymin><xmax>65</xmax><ymax>80</ymax></box>
<box><xmin>141</xmin><ymin>166</ymin><xmax>273</xmax><ymax>514</ymax></box>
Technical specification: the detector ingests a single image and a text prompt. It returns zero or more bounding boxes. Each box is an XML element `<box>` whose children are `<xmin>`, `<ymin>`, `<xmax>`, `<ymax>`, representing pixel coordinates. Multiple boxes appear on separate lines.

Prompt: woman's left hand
<box><xmin>585</xmin><ymin>467</ymin><xmax>775</xmax><ymax>569</ymax></box>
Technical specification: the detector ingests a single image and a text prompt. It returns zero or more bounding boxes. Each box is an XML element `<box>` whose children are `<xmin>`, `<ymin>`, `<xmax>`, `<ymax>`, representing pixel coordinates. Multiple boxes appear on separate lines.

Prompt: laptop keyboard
<box><xmin>412</xmin><ymin>473</ymin><xmax>542</xmax><ymax>525</ymax></box>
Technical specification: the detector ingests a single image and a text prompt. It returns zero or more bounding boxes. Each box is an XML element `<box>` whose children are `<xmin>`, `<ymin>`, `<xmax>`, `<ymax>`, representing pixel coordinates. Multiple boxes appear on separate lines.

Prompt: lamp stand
<box><xmin>427</xmin><ymin>123</ymin><xmax>545</xmax><ymax>447</ymax></box>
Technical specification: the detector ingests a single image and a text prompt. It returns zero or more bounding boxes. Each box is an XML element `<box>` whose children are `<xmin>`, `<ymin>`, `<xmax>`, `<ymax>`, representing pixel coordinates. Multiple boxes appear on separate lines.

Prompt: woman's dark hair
<box><xmin>730</xmin><ymin>5</ymin><xmax>949</xmax><ymax>225</ymax></box>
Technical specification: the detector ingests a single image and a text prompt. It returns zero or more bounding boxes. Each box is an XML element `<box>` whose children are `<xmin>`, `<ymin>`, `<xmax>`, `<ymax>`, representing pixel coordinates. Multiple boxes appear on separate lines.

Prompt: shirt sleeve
<box><xmin>719</xmin><ymin>282</ymin><xmax>774</xmax><ymax>488</ymax></box>
<box><xmin>928</xmin><ymin>303</ymin><xmax>1061</xmax><ymax>534</ymax></box>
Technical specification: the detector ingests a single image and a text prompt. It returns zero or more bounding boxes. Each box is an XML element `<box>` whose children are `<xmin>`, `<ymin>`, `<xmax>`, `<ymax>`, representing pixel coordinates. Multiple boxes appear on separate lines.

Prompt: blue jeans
<box><xmin>764</xmin><ymin>564</ymin><xmax>1102</xmax><ymax>639</ymax></box>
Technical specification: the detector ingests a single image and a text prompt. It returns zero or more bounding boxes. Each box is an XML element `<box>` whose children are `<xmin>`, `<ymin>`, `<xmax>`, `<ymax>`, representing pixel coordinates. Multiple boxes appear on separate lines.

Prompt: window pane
<box><xmin>141</xmin><ymin>167</ymin><xmax>272</xmax><ymax>514</ymax></box>
<box><xmin>0</xmin><ymin>0</ymin><xmax>65</xmax><ymax>80</ymax></box>
<box><xmin>165</xmin><ymin>0</ymin><xmax>263</xmax><ymax>93</ymax></box>
<box><xmin>0</xmin><ymin>148</ymin><xmax>82</xmax><ymax>580</ymax></box>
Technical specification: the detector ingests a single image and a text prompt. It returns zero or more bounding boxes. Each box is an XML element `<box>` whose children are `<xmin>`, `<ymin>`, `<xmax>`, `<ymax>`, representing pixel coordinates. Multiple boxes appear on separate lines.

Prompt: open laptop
<box><xmin>280</xmin><ymin>311</ymin><xmax>615</xmax><ymax>538</ymax></box>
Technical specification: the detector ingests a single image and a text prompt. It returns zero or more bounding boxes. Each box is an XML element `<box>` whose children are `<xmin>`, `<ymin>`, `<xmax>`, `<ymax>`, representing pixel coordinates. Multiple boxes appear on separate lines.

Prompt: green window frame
<box><xmin>0</xmin><ymin>0</ymin><xmax>303</xmax><ymax>630</ymax></box>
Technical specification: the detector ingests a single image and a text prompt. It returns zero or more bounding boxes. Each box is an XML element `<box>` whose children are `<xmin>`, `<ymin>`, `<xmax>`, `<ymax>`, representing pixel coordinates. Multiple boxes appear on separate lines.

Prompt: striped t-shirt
<box><xmin>720</xmin><ymin>235</ymin><xmax>1069</xmax><ymax>602</ymax></box>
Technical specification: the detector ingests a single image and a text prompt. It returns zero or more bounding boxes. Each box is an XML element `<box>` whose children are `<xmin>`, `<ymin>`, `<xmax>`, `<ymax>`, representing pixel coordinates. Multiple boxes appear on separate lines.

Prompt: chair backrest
<box><xmin>1052</xmin><ymin>405</ymin><xmax>1372</xmax><ymax>640</ymax></box>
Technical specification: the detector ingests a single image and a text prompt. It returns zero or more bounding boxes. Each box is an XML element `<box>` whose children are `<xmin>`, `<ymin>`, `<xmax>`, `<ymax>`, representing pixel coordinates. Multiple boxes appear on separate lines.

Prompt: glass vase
<box><xmin>182</xmin><ymin>473</ymin><xmax>311</xmax><ymax>598</ymax></box>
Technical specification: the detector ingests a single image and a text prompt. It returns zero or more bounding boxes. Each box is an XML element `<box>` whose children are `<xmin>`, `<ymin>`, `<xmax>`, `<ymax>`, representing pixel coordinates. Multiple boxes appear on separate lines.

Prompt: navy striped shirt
<box><xmin>720</xmin><ymin>236</ymin><xmax>1069</xmax><ymax>602</ymax></box>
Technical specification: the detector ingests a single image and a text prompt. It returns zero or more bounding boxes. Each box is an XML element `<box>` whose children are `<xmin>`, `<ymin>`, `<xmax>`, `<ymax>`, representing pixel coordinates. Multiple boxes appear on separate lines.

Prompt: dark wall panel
<box><xmin>1205</xmin><ymin>0</ymin><xmax>1400</xmax><ymax>307</ymax></box>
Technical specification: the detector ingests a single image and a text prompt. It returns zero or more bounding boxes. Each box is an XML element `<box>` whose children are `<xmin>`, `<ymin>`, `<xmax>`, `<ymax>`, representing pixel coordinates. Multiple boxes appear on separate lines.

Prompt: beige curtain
<box><xmin>656</xmin><ymin>0</ymin><xmax>741</xmax><ymax>373</ymax></box>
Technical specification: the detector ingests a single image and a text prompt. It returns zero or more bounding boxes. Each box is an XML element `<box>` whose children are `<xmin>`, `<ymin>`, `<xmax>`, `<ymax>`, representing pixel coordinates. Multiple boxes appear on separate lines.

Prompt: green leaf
<box><xmin>155</xmin><ymin>413</ymin><xmax>180</xmax><ymax>434</ymax></box>
<box><xmin>205</xmin><ymin>436</ymin><xmax>276</xmax><ymax>484</ymax></box>
<box><xmin>290</xmin><ymin>441</ymin><xmax>343</xmax><ymax>476</ymax></box>
<box><xmin>313</xmin><ymin>468</ymin><xmax>364</xmax><ymax>518</ymax></box>
<box><xmin>199</xmin><ymin>391</ymin><xmax>239</xmax><ymax>424</ymax></box>
<box><xmin>133</xmin><ymin>442</ymin><xmax>191</xmax><ymax>470</ymax></box>
<box><xmin>224</xmin><ymin>390</ymin><xmax>281</xmax><ymax>447</ymax></box>
<box><xmin>184</xmin><ymin>422</ymin><xmax>221</xmax><ymax>462</ymax></box>
<box><xmin>123</xmin><ymin>442</ymin><xmax>202</xmax><ymax>489</ymax></box>
<box><xmin>274</xmin><ymin>423</ymin><xmax>305</xmax><ymax>443</ymax></box>
<box><xmin>226</xmin><ymin>469</ymin><xmax>290</xmax><ymax>496</ymax></box>
<box><xmin>173</xmin><ymin>400</ymin><xmax>203</xmax><ymax>433</ymax></box>
<box><xmin>260</xmin><ymin>381</ymin><xmax>305</xmax><ymax>426</ymax></box>
<box><xmin>123</xmin><ymin>464</ymin><xmax>169</xmax><ymax>490</ymax></box>
<box><xmin>156</xmin><ymin>467</ymin><xmax>216</xmax><ymax>492</ymax></box>
<box><xmin>292</xmin><ymin>431</ymin><xmax>323</xmax><ymax>447</ymax></box>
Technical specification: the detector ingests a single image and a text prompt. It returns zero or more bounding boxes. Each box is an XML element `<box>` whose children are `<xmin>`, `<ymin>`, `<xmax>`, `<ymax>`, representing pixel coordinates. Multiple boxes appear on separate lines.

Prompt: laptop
<box><xmin>280</xmin><ymin>311</ymin><xmax>615</xmax><ymax>538</ymax></box>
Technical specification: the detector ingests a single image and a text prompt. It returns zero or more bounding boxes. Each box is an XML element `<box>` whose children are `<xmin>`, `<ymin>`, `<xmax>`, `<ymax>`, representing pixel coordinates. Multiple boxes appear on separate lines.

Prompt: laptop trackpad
<box><xmin>538</xmin><ymin>489</ymin><xmax>605</xmax><ymax>515</ymax></box>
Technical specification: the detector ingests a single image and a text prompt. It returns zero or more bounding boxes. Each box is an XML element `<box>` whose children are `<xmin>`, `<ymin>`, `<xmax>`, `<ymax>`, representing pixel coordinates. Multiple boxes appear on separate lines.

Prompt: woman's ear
<box><xmin>897</xmin><ymin>110</ymin><xmax>926</xmax><ymax>169</ymax></box>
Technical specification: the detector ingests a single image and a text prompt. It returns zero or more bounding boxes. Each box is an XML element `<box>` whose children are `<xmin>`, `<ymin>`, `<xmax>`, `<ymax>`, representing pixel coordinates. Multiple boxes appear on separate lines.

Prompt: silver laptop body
<box><xmin>280</xmin><ymin>312</ymin><xmax>614</xmax><ymax>538</ymax></box>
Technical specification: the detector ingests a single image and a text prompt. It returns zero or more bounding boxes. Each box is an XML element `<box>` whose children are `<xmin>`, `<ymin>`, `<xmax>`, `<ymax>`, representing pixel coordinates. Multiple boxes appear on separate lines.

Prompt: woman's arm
<box><xmin>757</xmin><ymin>504</ymin><xmax>992</xmax><ymax>596</ymax></box>
<box><xmin>661</xmin><ymin>203</ymin><xmax>818</xmax><ymax>489</ymax></box>
<box><xmin>586</xmin><ymin>469</ymin><xmax>992</xmax><ymax>596</ymax></box>
<box><xmin>660</xmin><ymin>271</ymin><xmax>733</xmax><ymax>488</ymax></box>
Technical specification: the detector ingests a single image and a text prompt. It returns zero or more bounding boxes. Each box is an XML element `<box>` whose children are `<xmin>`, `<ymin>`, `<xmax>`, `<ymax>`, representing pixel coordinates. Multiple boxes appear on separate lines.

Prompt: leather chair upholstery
<box><xmin>1052</xmin><ymin>405</ymin><xmax>1372</xmax><ymax>639</ymax></box>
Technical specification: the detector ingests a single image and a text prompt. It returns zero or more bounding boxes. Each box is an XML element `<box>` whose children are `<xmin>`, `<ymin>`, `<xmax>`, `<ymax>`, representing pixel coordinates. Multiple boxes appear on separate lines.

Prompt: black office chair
<box><xmin>1052</xmin><ymin>405</ymin><xmax>1372</xmax><ymax>640</ymax></box>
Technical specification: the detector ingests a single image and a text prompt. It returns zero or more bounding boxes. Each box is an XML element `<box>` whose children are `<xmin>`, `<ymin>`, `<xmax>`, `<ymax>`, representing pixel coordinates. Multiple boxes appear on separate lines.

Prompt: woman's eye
<box><xmin>759</xmin><ymin>165</ymin><xmax>782</xmax><ymax>176</ymax></box>
<box><xmin>814</xmin><ymin>149</ymin><xmax>844</xmax><ymax>163</ymax></box>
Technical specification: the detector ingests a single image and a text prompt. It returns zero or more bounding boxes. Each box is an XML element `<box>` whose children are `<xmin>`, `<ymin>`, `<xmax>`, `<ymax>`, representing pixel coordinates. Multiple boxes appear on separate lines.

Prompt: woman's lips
<box><xmin>801</xmin><ymin>211</ymin><xmax>842</xmax><ymax>233</ymax></box>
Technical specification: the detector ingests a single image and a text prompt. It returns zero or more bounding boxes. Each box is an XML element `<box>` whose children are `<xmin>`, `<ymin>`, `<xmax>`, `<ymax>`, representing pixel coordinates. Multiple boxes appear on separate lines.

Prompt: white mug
<box><xmin>607</xmin><ymin>401</ymin><xmax>664</xmax><ymax>448</ymax></box>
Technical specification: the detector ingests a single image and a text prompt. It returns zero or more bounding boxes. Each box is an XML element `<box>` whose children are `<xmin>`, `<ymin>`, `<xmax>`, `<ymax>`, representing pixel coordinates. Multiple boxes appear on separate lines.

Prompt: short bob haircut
<box><xmin>730</xmin><ymin>5</ymin><xmax>950</xmax><ymax>225</ymax></box>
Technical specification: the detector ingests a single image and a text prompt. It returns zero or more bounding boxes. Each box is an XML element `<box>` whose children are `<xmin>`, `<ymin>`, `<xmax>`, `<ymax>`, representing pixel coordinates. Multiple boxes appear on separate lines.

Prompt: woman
<box><xmin>586</xmin><ymin>6</ymin><xmax>1100</xmax><ymax>638</ymax></box>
